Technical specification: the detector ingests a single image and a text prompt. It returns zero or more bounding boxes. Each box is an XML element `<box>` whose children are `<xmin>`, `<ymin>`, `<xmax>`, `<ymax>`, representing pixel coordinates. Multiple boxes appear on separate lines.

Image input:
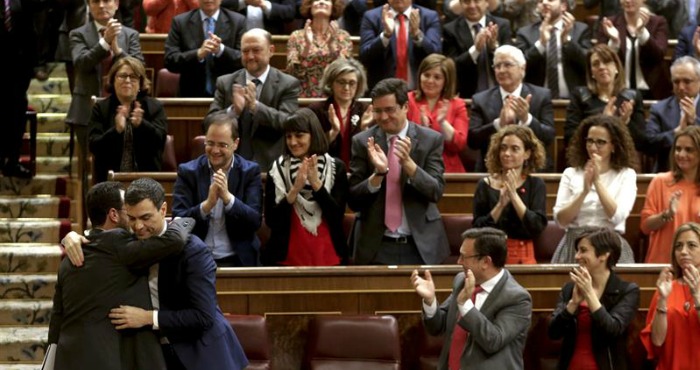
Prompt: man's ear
<box><xmin>108</xmin><ymin>208</ymin><xmax>120</xmax><ymax>224</ymax></box>
<box><xmin>160</xmin><ymin>202</ymin><xmax>168</xmax><ymax>217</ymax></box>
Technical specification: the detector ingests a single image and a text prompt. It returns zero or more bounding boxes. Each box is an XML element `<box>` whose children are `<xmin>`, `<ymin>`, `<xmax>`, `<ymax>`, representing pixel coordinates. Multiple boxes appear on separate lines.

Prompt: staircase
<box><xmin>0</xmin><ymin>64</ymin><xmax>79</xmax><ymax>369</ymax></box>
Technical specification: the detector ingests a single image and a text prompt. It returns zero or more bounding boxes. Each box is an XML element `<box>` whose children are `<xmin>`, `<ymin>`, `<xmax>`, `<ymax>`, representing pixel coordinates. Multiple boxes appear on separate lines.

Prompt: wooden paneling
<box><xmin>214</xmin><ymin>265</ymin><xmax>664</xmax><ymax>370</ymax></box>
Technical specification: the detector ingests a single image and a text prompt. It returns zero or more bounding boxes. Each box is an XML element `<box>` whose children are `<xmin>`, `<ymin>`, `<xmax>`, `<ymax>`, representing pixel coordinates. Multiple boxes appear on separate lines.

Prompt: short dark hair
<box><xmin>204</xmin><ymin>112</ymin><xmax>239</xmax><ymax>140</ymax></box>
<box><xmin>370</xmin><ymin>78</ymin><xmax>409</xmax><ymax>107</ymax></box>
<box><xmin>461</xmin><ymin>227</ymin><xmax>508</xmax><ymax>268</ymax></box>
<box><xmin>86</xmin><ymin>181</ymin><xmax>124</xmax><ymax>227</ymax></box>
<box><xmin>124</xmin><ymin>178</ymin><xmax>165</xmax><ymax>209</ymax></box>
<box><xmin>283</xmin><ymin>108</ymin><xmax>329</xmax><ymax>157</ymax></box>
<box><xmin>574</xmin><ymin>227</ymin><xmax>621</xmax><ymax>269</ymax></box>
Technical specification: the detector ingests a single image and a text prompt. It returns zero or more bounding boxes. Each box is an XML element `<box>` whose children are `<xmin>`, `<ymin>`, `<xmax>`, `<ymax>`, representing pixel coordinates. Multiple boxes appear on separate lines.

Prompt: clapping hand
<box><xmin>601</xmin><ymin>17</ymin><xmax>619</xmax><ymax>43</ymax></box>
<box><xmin>656</xmin><ymin>267</ymin><xmax>674</xmax><ymax>299</ymax></box>
<box><xmin>367</xmin><ymin>137</ymin><xmax>389</xmax><ymax>172</ymax></box>
<box><xmin>130</xmin><ymin>101</ymin><xmax>143</xmax><ymax>127</ymax></box>
<box><xmin>411</xmin><ymin>269</ymin><xmax>436</xmax><ymax>305</ymax></box>
<box><xmin>381</xmin><ymin>4</ymin><xmax>395</xmax><ymax>38</ymax></box>
<box><xmin>232</xmin><ymin>84</ymin><xmax>246</xmax><ymax>115</ymax></box>
<box><xmin>457</xmin><ymin>269</ymin><xmax>476</xmax><ymax>305</ymax></box>
<box><xmin>115</xmin><ymin>104</ymin><xmax>129</xmax><ymax>133</ymax></box>
<box><xmin>409</xmin><ymin>8</ymin><xmax>421</xmax><ymax>38</ymax></box>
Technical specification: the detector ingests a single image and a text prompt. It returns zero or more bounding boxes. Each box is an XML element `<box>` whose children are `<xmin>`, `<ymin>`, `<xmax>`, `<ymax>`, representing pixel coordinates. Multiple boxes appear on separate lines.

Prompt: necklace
<box><xmin>682</xmin><ymin>280</ymin><xmax>692</xmax><ymax>312</ymax></box>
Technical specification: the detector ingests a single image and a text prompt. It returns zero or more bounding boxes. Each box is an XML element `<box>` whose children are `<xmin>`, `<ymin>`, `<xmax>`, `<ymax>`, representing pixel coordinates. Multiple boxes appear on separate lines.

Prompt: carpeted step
<box><xmin>0</xmin><ymin>327</ymin><xmax>47</xmax><ymax>363</ymax></box>
<box><xmin>31</xmin><ymin>134</ymin><xmax>71</xmax><ymax>158</ymax></box>
<box><xmin>27</xmin><ymin>77</ymin><xmax>70</xmax><ymax>96</ymax></box>
<box><xmin>0</xmin><ymin>300</ymin><xmax>52</xmax><ymax>326</ymax></box>
<box><xmin>34</xmin><ymin>157</ymin><xmax>72</xmax><ymax>177</ymax></box>
<box><xmin>0</xmin><ymin>274</ymin><xmax>56</xmax><ymax>300</ymax></box>
<box><xmin>27</xmin><ymin>95</ymin><xmax>70</xmax><ymax>116</ymax></box>
<box><xmin>0</xmin><ymin>364</ymin><xmax>42</xmax><ymax>369</ymax></box>
<box><xmin>0</xmin><ymin>175</ymin><xmax>67</xmax><ymax>197</ymax></box>
<box><xmin>0</xmin><ymin>245</ymin><xmax>62</xmax><ymax>273</ymax></box>
<box><xmin>0</xmin><ymin>219</ymin><xmax>71</xmax><ymax>244</ymax></box>
<box><xmin>34</xmin><ymin>113</ymin><xmax>68</xmax><ymax>134</ymax></box>
<box><xmin>0</xmin><ymin>197</ymin><xmax>70</xmax><ymax>219</ymax></box>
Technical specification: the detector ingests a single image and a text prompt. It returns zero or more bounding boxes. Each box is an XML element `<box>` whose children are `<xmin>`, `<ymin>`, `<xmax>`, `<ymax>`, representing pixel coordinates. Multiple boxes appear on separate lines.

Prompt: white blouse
<box><xmin>553</xmin><ymin>166</ymin><xmax>637</xmax><ymax>233</ymax></box>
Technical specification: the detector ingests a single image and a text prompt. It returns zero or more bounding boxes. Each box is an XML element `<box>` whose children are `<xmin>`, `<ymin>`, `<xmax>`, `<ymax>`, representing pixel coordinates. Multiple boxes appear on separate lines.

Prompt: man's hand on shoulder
<box><xmin>60</xmin><ymin>231</ymin><xmax>89</xmax><ymax>267</ymax></box>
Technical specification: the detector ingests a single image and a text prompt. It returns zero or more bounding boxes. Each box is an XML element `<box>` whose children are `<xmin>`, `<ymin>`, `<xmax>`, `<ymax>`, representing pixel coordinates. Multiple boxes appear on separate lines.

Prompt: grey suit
<box><xmin>207</xmin><ymin>67</ymin><xmax>300</xmax><ymax>171</ymax></box>
<box><xmin>348</xmin><ymin>121</ymin><xmax>450</xmax><ymax>265</ymax></box>
<box><xmin>66</xmin><ymin>23</ymin><xmax>143</xmax><ymax>127</ymax></box>
<box><xmin>423</xmin><ymin>270</ymin><xmax>532</xmax><ymax>370</ymax></box>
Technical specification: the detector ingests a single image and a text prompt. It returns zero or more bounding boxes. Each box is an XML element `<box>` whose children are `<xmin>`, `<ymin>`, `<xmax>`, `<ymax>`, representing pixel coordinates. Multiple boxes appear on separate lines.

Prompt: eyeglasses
<box><xmin>116</xmin><ymin>73</ymin><xmax>139</xmax><ymax>81</ymax></box>
<box><xmin>372</xmin><ymin>105</ymin><xmax>400</xmax><ymax>115</ymax></box>
<box><xmin>585</xmin><ymin>138</ymin><xmax>609</xmax><ymax>147</ymax></box>
<box><xmin>205</xmin><ymin>141</ymin><xmax>232</xmax><ymax>149</ymax></box>
<box><xmin>334</xmin><ymin>79</ymin><xmax>358</xmax><ymax>88</ymax></box>
<box><xmin>458</xmin><ymin>253</ymin><xmax>482</xmax><ymax>261</ymax></box>
<box><xmin>492</xmin><ymin>62</ymin><xmax>517</xmax><ymax>70</ymax></box>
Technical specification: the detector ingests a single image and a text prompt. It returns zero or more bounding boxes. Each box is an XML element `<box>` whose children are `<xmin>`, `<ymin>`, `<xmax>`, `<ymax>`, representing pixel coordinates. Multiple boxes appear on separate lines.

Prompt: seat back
<box><xmin>441</xmin><ymin>215</ymin><xmax>473</xmax><ymax>264</ymax></box>
<box><xmin>417</xmin><ymin>321</ymin><xmax>442</xmax><ymax>370</ymax></box>
<box><xmin>224</xmin><ymin>314</ymin><xmax>272</xmax><ymax>370</ymax></box>
<box><xmin>155</xmin><ymin>68</ymin><xmax>180</xmax><ymax>97</ymax></box>
<box><xmin>534</xmin><ymin>220</ymin><xmax>565</xmax><ymax>263</ymax></box>
<box><xmin>161</xmin><ymin>134</ymin><xmax>177</xmax><ymax>171</ymax></box>
<box><xmin>305</xmin><ymin>315</ymin><xmax>401</xmax><ymax>370</ymax></box>
<box><xmin>191</xmin><ymin>135</ymin><xmax>206</xmax><ymax>160</ymax></box>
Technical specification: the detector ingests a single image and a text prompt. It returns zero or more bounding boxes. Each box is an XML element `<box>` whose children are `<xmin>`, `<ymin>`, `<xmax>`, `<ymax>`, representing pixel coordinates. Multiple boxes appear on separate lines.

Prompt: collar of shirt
<box><xmin>157</xmin><ymin>220</ymin><xmax>168</xmax><ymax>237</ymax></box>
<box><xmin>466</xmin><ymin>17</ymin><xmax>486</xmax><ymax>31</ymax></box>
<box><xmin>94</xmin><ymin>21</ymin><xmax>106</xmax><ymax>34</ymax></box>
<box><xmin>207</xmin><ymin>155</ymin><xmax>235</xmax><ymax>175</ymax></box>
<box><xmin>199</xmin><ymin>9</ymin><xmax>220</xmax><ymax>22</ymax></box>
<box><xmin>385</xmin><ymin>120</ymin><xmax>410</xmax><ymax>144</ymax></box>
<box><xmin>388</xmin><ymin>5</ymin><xmax>413</xmax><ymax>20</ymax></box>
<box><xmin>246</xmin><ymin>65</ymin><xmax>270</xmax><ymax>85</ymax></box>
<box><xmin>552</xmin><ymin>18</ymin><xmax>564</xmax><ymax>32</ymax></box>
<box><xmin>479</xmin><ymin>268</ymin><xmax>505</xmax><ymax>294</ymax></box>
<box><xmin>500</xmin><ymin>84</ymin><xmax>523</xmax><ymax>100</ymax></box>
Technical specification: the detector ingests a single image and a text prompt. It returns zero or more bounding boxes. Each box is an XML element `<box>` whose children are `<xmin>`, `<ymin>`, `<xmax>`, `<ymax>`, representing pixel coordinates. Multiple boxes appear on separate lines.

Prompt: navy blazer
<box><xmin>359</xmin><ymin>5</ymin><xmax>442</xmax><ymax>89</ymax></box>
<box><xmin>515</xmin><ymin>21</ymin><xmax>592</xmax><ymax>96</ymax></box>
<box><xmin>646</xmin><ymin>96</ymin><xmax>700</xmax><ymax>171</ymax></box>
<box><xmin>172</xmin><ymin>154</ymin><xmax>263</xmax><ymax>266</ymax></box>
<box><xmin>442</xmin><ymin>14</ymin><xmax>512</xmax><ymax>99</ymax></box>
<box><xmin>348</xmin><ymin>121</ymin><xmax>450</xmax><ymax>265</ymax></box>
<box><xmin>221</xmin><ymin>0</ymin><xmax>296</xmax><ymax>34</ymax></box>
<box><xmin>468</xmin><ymin>83</ymin><xmax>555</xmax><ymax>172</ymax></box>
<box><xmin>164</xmin><ymin>8</ymin><xmax>245</xmax><ymax>97</ymax></box>
<box><xmin>674</xmin><ymin>22</ymin><xmax>699</xmax><ymax>60</ymax></box>
<box><xmin>158</xmin><ymin>235</ymin><xmax>249</xmax><ymax>370</ymax></box>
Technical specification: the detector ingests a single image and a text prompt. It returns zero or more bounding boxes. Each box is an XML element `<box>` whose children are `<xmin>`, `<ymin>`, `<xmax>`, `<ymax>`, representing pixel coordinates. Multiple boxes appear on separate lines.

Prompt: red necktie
<box><xmin>395</xmin><ymin>14</ymin><xmax>408</xmax><ymax>81</ymax></box>
<box><xmin>384</xmin><ymin>136</ymin><xmax>402</xmax><ymax>232</ymax></box>
<box><xmin>99</xmin><ymin>28</ymin><xmax>114</xmax><ymax>97</ymax></box>
<box><xmin>448</xmin><ymin>285</ymin><xmax>484</xmax><ymax>370</ymax></box>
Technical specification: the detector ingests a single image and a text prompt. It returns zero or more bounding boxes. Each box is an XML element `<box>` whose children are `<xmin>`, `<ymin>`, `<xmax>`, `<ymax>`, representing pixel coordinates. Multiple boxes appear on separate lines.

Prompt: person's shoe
<box><xmin>34</xmin><ymin>66</ymin><xmax>49</xmax><ymax>82</ymax></box>
<box><xmin>3</xmin><ymin>163</ymin><xmax>33</xmax><ymax>179</ymax></box>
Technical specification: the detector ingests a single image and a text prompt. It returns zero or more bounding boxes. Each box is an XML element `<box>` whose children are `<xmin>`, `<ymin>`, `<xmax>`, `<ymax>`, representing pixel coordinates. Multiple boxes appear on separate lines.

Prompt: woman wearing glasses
<box><xmin>286</xmin><ymin>0</ymin><xmax>352</xmax><ymax>98</ymax></box>
<box><xmin>641</xmin><ymin>126</ymin><xmax>700</xmax><ymax>263</ymax></box>
<box><xmin>473</xmin><ymin>125</ymin><xmax>547</xmax><ymax>264</ymax></box>
<box><xmin>308</xmin><ymin>58</ymin><xmax>373</xmax><ymax>166</ymax></box>
<box><xmin>88</xmin><ymin>57</ymin><xmax>167</xmax><ymax>183</ymax></box>
<box><xmin>552</xmin><ymin>114</ymin><xmax>638</xmax><ymax>263</ymax></box>
<box><xmin>407</xmin><ymin>54</ymin><xmax>469</xmax><ymax>173</ymax></box>
<box><xmin>263</xmin><ymin>108</ymin><xmax>349</xmax><ymax>266</ymax></box>
<box><xmin>565</xmin><ymin>44</ymin><xmax>646</xmax><ymax>152</ymax></box>
<box><xmin>549</xmin><ymin>227</ymin><xmax>640</xmax><ymax>370</ymax></box>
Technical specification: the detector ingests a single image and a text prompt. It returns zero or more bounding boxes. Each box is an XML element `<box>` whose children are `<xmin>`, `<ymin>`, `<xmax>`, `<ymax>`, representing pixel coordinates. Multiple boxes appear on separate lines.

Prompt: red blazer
<box><xmin>143</xmin><ymin>0</ymin><xmax>200</xmax><ymax>33</ymax></box>
<box><xmin>597</xmin><ymin>13</ymin><xmax>672</xmax><ymax>99</ymax></box>
<box><xmin>407</xmin><ymin>91</ymin><xmax>469</xmax><ymax>173</ymax></box>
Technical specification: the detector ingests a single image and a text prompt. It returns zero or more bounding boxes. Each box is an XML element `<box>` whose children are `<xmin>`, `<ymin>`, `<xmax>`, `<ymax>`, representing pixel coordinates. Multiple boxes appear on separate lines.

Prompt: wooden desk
<box><xmin>215</xmin><ymin>264</ymin><xmax>664</xmax><ymax>370</ymax></box>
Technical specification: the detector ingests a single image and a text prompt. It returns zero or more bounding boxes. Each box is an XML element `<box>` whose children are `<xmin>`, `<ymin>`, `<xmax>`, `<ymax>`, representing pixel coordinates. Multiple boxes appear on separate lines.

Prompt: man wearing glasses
<box><xmin>348</xmin><ymin>78</ymin><xmax>449</xmax><ymax>265</ymax></box>
<box><xmin>172</xmin><ymin>113</ymin><xmax>263</xmax><ymax>267</ymax></box>
<box><xmin>411</xmin><ymin>227</ymin><xmax>532</xmax><ymax>370</ymax></box>
<box><xmin>647</xmin><ymin>56</ymin><xmax>700</xmax><ymax>172</ymax></box>
<box><xmin>468</xmin><ymin>45</ymin><xmax>555</xmax><ymax>172</ymax></box>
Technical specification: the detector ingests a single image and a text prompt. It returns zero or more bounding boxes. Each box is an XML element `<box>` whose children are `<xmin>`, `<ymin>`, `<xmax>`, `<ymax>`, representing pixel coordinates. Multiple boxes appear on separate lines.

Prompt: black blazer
<box><xmin>164</xmin><ymin>8</ymin><xmax>245</xmax><ymax>97</ymax></box>
<box><xmin>88</xmin><ymin>94</ymin><xmax>168</xmax><ymax>183</ymax></box>
<box><xmin>221</xmin><ymin>0</ymin><xmax>296</xmax><ymax>34</ymax></box>
<box><xmin>308</xmin><ymin>97</ymin><xmax>370</xmax><ymax>164</ymax></box>
<box><xmin>263</xmin><ymin>156</ymin><xmax>349</xmax><ymax>265</ymax></box>
<box><xmin>548</xmin><ymin>272</ymin><xmax>640</xmax><ymax>370</ymax></box>
<box><xmin>48</xmin><ymin>224</ymin><xmax>190</xmax><ymax>370</ymax></box>
<box><xmin>443</xmin><ymin>14</ymin><xmax>512</xmax><ymax>99</ymax></box>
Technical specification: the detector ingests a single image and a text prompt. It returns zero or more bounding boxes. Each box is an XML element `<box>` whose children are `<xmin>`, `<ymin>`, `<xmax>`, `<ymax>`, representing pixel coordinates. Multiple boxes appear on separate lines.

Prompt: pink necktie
<box><xmin>395</xmin><ymin>14</ymin><xmax>408</xmax><ymax>81</ymax></box>
<box><xmin>385</xmin><ymin>136</ymin><xmax>402</xmax><ymax>232</ymax></box>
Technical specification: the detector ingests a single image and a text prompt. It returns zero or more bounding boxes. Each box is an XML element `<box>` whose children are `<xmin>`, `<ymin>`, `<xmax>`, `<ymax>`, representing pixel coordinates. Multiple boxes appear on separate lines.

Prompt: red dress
<box><xmin>281</xmin><ymin>209</ymin><xmax>340</xmax><ymax>266</ymax></box>
<box><xmin>568</xmin><ymin>303</ymin><xmax>600</xmax><ymax>370</ymax></box>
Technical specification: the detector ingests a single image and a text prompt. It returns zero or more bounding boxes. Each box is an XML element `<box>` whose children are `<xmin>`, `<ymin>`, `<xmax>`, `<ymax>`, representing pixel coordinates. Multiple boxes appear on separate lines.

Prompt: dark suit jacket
<box><xmin>66</xmin><ymin>22</ymin><xmax>143</xmax><ymax>126</ymax></box>
<box><xmin>164</xmin><ymin>8</ymin><xmax>245</xmax><ymax>97</ymax></box>
<box><xmin>359</xmin><ymin>5</ymin><xmax>442</xmax><ymax>89</ymax></box>
<box><xmin>646</xmin><ymin>0</ymin><xmax>694</xmax><ymax>37</ymax></box>
<box><xmin>88</xmin><ymin>94</ymin><xmax>168</xmax><ymax>183</ymax></box>
<box><xmin>423</xmin><ymin>270</ymin><xmax>533</xmax><ymax>370</ymax></box>
<box><xmin>515</xmin><ymin>21</ymin><xmax>592</xmax><ymax>96</ymax></box>
<box><xmin>47</xmin><ymin>225</ymin><xmax>190</xmax><ymax>370</ymax></box>
<box><xmin>208</xmin><ymin>68</ymin><xmax>301</xmax><ymax>171</ymax></box>
<box><xmin>157</xmin><ymin>235</ymin><xmax>249</xmax><ymax>370</ymax></box>
<box><xmin>646</xmin><ymin>96</ymin><xmax>700</xmax><ymax>171</ymax></box>
<box><xmin>348</xmin><ymin>121</ymin><xmax>450</xmax><ymax>264</ymax></box>
<box><xmin>597</xmin><ymin>14</ymin><xmax>672</xmax><ymax>99</ymax></box>
<box><xmin>443</xmin><ymin>15</ymin><xmax>512</xmax><ymax>99</ymax></box>
<box><xmin>263</xmin><ymin>156</ymin><xmax>349</xmax><ymax>265</ymax></box>
<box><xmin>674</xmin><ymin>23</ymin><xmax>699</xmax><ymax>60</ymax></box>
<box><xmin>172</xmin><ymin>154</ymin><xmax>263</xmax><ymax>266</ymax></box>
<box><xmin>468</xmin><ymin>83</ymin><xmax>555</xmax><ymax>172</ymax></box>
<box><xmin>549</xmin><ymin>272</ymin><xmax>640</xmax><ymax>370</ymax></box>
<box><xmin>221</xmin><ymin>0</ymin><xmax>296</xmax><ymax>34</ymax></box>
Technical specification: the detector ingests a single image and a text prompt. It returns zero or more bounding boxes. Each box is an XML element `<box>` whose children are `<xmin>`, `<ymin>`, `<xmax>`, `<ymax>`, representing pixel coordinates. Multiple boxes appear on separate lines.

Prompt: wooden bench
<box><xmin>214</xmin><ymin>264</ymin><xmax>665</xmax><ymax>370</ymax></box>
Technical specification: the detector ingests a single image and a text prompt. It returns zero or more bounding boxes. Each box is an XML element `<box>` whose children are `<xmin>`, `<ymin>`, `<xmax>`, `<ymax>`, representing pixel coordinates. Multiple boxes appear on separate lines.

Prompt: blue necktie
<box><xmin>205</xmin><ymin>17</ymin><xmax>215</xmax><ymax>96</ymax></box>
